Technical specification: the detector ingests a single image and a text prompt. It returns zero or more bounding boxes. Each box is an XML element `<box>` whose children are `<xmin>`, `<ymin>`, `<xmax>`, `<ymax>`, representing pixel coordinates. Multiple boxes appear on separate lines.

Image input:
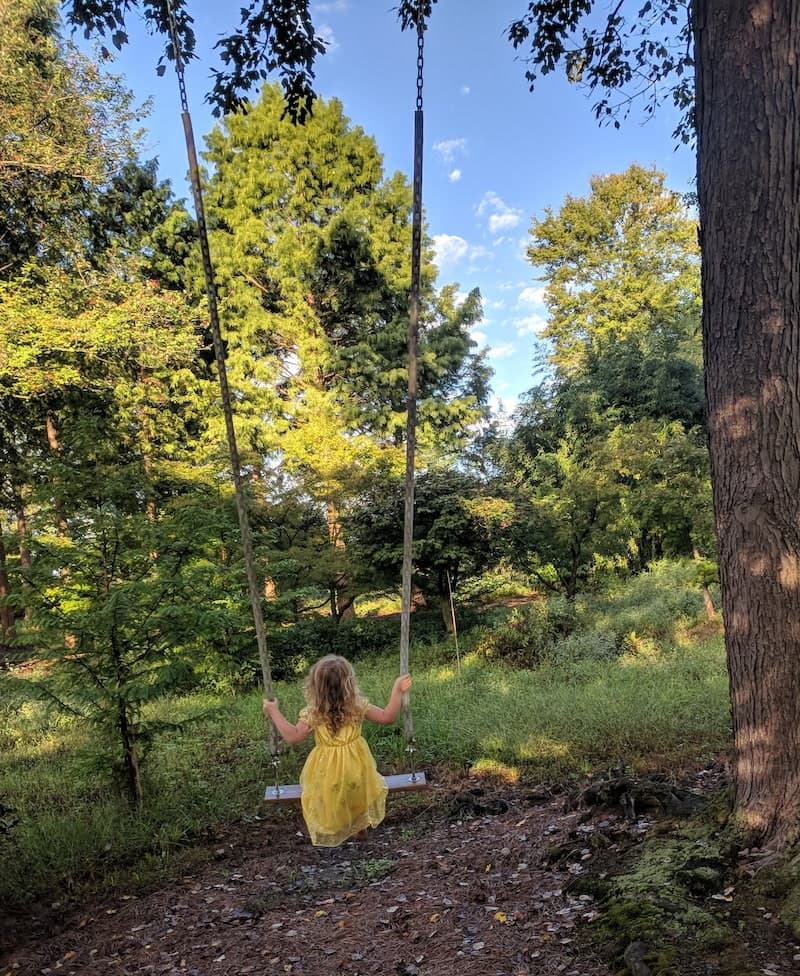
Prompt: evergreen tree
<box><xmin>201</xmin><ymin>86</ymin><xmax>489</xmax><ymax>617</ymax></box>
<box><xmin>0</xmin><ymin>0</ymin><xmax>144</xmax><ymax>277</ymax></box>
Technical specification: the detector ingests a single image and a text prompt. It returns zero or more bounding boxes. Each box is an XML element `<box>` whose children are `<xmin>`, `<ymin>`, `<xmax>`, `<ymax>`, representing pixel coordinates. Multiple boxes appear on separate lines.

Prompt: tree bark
<box><xmin>15</xmin><ymin>502</ymin><xmax>32</xmax><ymax>621</ymax></box>
<box><xmin>45</xmin><ymin>413</ymin><xmax>69</xmax><ymax>538</ymax></box>
<box><xmin>692</xmin><ymin>546</ymin><xmax>717</xmax><ymax>620</ymax></box>
<box><xmin>326</xmin><ymin>499</ymin><xmax>356</xmax><ymax>621</ymax></box>
<box><xmin>411</xmin><ymin>582</ymin><xmax>427</xmax><ymax>609</ymax></box>
<box><xmin>118</xmin><ymin>693</ymin><xmax>143</xmax><ymax>809</ymax></box>
<box><xmin>695</xmin><ymin>0</ymin><xmax>800</xmax><ymax>847</ymax></box>
<box><xmin>0</xmin><ymin>518</ymin><xmax>16</xmax><ymax>645</ymax></box>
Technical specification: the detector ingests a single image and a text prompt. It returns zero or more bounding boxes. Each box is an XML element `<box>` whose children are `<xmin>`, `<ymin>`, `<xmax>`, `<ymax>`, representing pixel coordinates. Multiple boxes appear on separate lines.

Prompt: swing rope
<box><xmin>398</xmin><ymin>11</ymin><xmax>426</xmax><ymax>781</ymax></box>
<box><xmin>163</xmin><ymin>0</ymin><xmax>428</xmax><ymax>794</ymax></box>
<box><xmin>163</xmin><ymin>1</ymin><xmax>278</xmax><ymax>760</ymax></box>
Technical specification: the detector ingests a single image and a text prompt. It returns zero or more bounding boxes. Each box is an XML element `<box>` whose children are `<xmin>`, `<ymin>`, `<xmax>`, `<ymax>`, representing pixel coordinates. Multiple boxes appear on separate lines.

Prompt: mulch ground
<box><xmin>2</xmin><ymin>766</ymin><xmax>799</xmax><ymax>976</ymax></box>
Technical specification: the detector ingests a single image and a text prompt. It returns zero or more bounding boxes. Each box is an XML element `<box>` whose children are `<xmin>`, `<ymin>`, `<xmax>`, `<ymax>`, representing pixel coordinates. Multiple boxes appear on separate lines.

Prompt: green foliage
<box><xmin>1</xmin><ymin>0</ymin><xmax>146</xmax><ymax>276</ymax></box>
<box><xmin>0</xmin><ymin>621</ymin><xmax>731</xmax><ymax>911</ymax></box>
<box><xmin>64</xmin><ymin>0</ymin><xmax>324</xmax><ymax>122</ymax></box>
<box><xmin>580</xmin><ymin>560</ymin><xmax>707</xmax><ymax>642</ymax></box>
<box><xmin>549</xmin><ymin>629</ymin><xmax>619</xmax><ymax>667</ymax></box>
<box><xmin>475</xmin><ymin>561</ymin><xmax>711</xmax><ymax>669</ymax></box>
<box><xmin>504</xmin><ymin>400</ymin><xmax>632</xmax><ymax>597</ymax></box>
<box><xmin>507</xmin><ymin>2</ymin><xmax>695</xmax><ymax>144</ymax></box>
<box><xmin>348</xmin><ymin>469</ymin><xmax>508</xmax><ymax>608</ymax></box>
<box><xmin>477</xmin><ymin>595</ymin><xmax>577</xmax><ymax>668</ymax></box>
<box><xmin>5</xmin><ymin>493</ymin><xmax>222</xmax><ymax>804</ymax></box>
<box><xmin>530</xmin><ymin>165</ymin><xmax>700</xmax><ymax>380</ymax></box>
<box><xmin>265</xmin><ymin>616</ymin><xmax>388</xmax><ymax>679</ymax></box>
<box><xmin>262</xmin><ymin>610</ymin><xmax>451</xmax><ymax>681</ymax></box>
<box><xmin>197</xmin><ymin>86</ymin><xmax>489</xmax><ymax>614</ymax></box>
<box><xmin>499</xmin><ymin>166</ymin><xmax>709</xmax><ymax>595</ymax></box>
<box><xmin>478</xmin><ymin>602</ymin><xmax>555</xmax><ymax>667</ymax></box>
<box><xmin>203</xmin><ymin>86</ymin><xmax>488</xmax><ymax>475</ymax></box>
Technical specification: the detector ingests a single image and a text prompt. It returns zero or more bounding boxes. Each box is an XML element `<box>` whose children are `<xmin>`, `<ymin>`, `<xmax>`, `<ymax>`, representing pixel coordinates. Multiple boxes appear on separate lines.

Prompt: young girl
<box><xmin>263</xmin><ymin>655</ymin><xmax>412</xmax><ymax>847</ymax></box>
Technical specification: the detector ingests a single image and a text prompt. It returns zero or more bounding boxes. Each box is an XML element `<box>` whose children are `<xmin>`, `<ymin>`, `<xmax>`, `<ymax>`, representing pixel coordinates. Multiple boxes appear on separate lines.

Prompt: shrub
<box><xmin>580</xmin><ymin>560</ymin><xmax>705</xmax><ymax>643</ymax></box>
<box><xmin>545</xmin><ymin>594</ymin><xmax>579</xmax><ymax>637</ymax></box>
<box><xmin>264</xmin><ymin>612</ymin><xmax>447</xmax><ymax>680</ymax></box>
<box><xmin>265</xmin><ymin>617</ymin><xmax>338</xmax><ymax>679</ymax></box>
<box><xmin>550</xmin><ymin>630</ymin><xmax>620</xmax><ymax>666</ymax></box>
<box><xmin>0</xmin><ymin>796</ymin><xmax>16</xmax><ymax>838</ymax></box>
<box><xmin>332</xmin><ymin>617</ymin><xmax>398</xmax><ymax>660</ymax></box>
<box><xmin>474</xmin><ymin>593</ymin><xmax>581</xmax><ymax>669</ymax></box>
<box><xmin>480</xmin><ymin>600</ymin><xmax>556</xmax><ymax>668</ymax></box>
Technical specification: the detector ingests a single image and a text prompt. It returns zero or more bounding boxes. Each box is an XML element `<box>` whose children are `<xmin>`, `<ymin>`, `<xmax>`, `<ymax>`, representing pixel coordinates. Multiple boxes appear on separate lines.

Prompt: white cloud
<box><xmin>315</xmin><ymin>0</ymin><xmax>348</xmax><ymax>12</ymax></box>
<box><xmin>476</xmin><ymin>191</ymin><xmax>524</xmax><ymax>236</ymax></box>
<box><xmin>460</xmin><ymin>85</ymin><xmax>471</xmax><ymax>96</ymax></box>
<box><xmin>514</xmin><ymin>313</ymin><xmax>548</xmax><ymax>336</ymax></box>
<box><xmin>449</xmin><ymin>168</ymin><xmax>462</xmax><ymax>182</ymax></box>
<box><xmin>489</xmin><ymin>212</ymin><xmax>521</xmax><ymax>234</ymax></box>
<box><xmin>470</xmin><ymin>329</ymin><xmax>488</xmax><ymax>346</ymax></box>
<box><xmin>518</xmin><ymin>285</ymin><xmax>546</xmax><ymax>306</ymax></box>
<box><xmin>488</xmin><ymin>342</ymin><xmax>516</xmax><ymax>360</ymax></box>
<box><xmin>318</xmin><ymin>24</ymin><xmax>339</xmax><ymax>52</ymax></box>
<box><xmin>432</xmin><ymin>233</ymin><xmax>469</xmax><ymax>268</ymax></box>
<box><xmin>434</xmin><ymin>138</ymin><xmax>467</xmax><ymax>163</ymax></box>
<box><xmin>469</xmin><ymin>244</ymin><xmax>492</xmax><ymax>260</ymax></box>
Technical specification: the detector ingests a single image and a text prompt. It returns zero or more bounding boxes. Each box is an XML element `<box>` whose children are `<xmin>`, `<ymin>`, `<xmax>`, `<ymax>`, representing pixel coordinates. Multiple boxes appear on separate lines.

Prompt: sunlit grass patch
<box><xmin>469</xmin><ymin>758</ymin><xmax>521</xmax><ymax>784</ymax></box>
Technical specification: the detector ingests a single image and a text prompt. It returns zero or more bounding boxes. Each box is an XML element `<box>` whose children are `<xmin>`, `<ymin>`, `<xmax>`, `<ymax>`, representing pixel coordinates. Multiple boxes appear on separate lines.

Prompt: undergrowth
<box><xmin>0</xmin><ymin>564</ymin><xmax>729</xmax><ymax>916</ymax></box>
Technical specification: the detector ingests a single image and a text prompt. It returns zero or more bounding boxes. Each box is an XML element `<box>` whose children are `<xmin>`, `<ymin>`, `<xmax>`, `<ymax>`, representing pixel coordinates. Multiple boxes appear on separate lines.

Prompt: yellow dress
<box><xmin>298</xmin><ymin>705</ymin><xmax>388</xmax><ymax>847</ymax></box>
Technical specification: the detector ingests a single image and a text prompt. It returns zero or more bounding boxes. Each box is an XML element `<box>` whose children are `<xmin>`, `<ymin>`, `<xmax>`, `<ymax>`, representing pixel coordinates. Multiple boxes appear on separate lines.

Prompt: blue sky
<box><xmin>78</xmin><ymin>0</ymin><xmax>696</xmax><ymax>417</ymax></box>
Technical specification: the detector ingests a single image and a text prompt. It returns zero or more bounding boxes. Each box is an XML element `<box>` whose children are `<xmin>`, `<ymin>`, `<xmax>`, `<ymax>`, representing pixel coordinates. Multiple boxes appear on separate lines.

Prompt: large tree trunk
<box><xmin>695</xmin><ymin>0</ymin><xmax>800</xmax><ymax>848</ymax></box>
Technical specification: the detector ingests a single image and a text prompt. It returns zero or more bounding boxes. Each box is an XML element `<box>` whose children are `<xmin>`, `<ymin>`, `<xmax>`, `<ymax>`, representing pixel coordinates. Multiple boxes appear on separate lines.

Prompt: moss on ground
<box><xmin>751</xmin><ymin>843</ymin><xmax>800</xmax><ymax>939</ymax></box>
<box><xmin>588</xmin><ymin>792</ymin><xmax>777</xmax><ymax>975</ymax></box>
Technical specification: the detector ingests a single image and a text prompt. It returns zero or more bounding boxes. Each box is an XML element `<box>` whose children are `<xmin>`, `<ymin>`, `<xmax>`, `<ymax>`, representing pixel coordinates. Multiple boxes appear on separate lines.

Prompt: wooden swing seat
<box><xmin>264</xmin><ymin>771</ymin><xmax>427</xmax><ymax>804</ymax></box>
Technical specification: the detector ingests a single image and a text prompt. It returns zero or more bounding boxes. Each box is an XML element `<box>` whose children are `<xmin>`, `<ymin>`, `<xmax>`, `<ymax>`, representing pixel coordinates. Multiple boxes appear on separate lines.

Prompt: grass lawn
<box><xmin>0</xmin><ymin>626</ymin><xmax>730</xmax><ymax>912</ymax></box>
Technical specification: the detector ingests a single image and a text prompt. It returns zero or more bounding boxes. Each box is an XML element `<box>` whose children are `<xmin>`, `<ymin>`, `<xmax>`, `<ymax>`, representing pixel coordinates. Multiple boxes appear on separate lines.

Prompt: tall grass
<box><xmin>0</xmin><ymin>625</ymin><xmax>730</xmax><ymax>914</ymax></box>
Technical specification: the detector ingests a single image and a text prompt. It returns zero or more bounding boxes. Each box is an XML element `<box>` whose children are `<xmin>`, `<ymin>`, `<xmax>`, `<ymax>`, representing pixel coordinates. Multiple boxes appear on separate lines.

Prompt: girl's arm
<box><xmin>364</xmin><ymin>674</ymin><xmax>412</xmax><ymax>726</ymax></box>
<box><xmin>263</xmin><ymin>699</ymin><xmax>312</xmax><ymax>744</ymax></box>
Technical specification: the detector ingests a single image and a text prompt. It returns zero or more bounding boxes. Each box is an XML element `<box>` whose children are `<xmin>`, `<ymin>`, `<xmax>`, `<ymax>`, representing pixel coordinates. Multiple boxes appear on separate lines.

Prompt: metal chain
<box><xmin>164</xmin><ymin>0</ymin><xmax>189</xmax><ymax>113</ymax></box>
<box><xmin>271</xmin><ymin>751</ymin><xmax>282</xmax><ymax>799</ymax></box>
<box><xmin>400</xmin><ymin>6</ymin><xmax>426</xmax><ymax>754</ymax></box>
<box><xmin>406</xmin><ymin>737</ymin><xmax>419</xmax><ymax>782</ymax></box>
<box><xmin>416</xmin><ymin>23</ymin><xmax>424</xmax><ymax>112</ymax></box>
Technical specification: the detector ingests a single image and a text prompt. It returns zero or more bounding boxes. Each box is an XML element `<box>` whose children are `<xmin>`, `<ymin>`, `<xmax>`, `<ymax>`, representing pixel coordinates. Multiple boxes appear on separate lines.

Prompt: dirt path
<box><xmin>5</xmin><ymin>769</ymin><xmax>800</xmax><ymax>976</ymax></box>
<box><xmin>2</xmin><ymin>780</ymin><xmax>611</xmax><ymax>976</ymax></box>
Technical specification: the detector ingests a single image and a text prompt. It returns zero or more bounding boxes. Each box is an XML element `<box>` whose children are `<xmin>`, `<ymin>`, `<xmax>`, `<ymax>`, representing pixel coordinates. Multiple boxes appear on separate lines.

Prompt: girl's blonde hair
<box><xmin>303</xmin><ymin>655</ymin><xmax>366</xmax><ymax>734</ymax></box>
